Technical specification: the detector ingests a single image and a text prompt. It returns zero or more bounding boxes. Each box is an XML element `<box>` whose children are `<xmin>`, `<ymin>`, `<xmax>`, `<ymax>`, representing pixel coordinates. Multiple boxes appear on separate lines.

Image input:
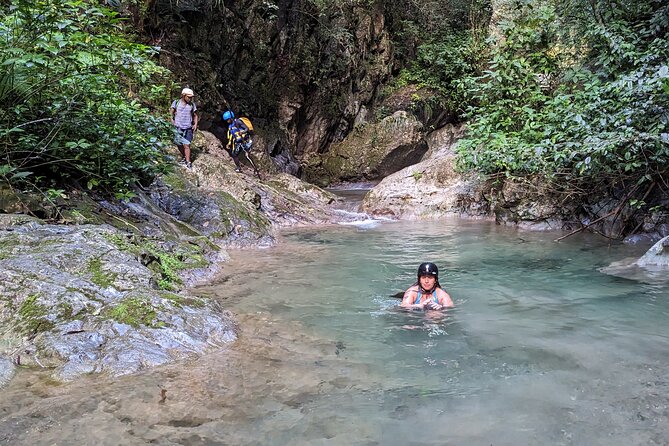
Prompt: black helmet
<box><xmin>417</xmin><ymin>262</ymin><xmax>438</xmax><ymax>279</ymax></box>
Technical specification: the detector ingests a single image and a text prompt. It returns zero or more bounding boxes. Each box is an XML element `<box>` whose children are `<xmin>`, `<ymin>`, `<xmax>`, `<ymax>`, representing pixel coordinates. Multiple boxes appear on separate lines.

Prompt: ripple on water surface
<box><xmin>1</xmin><ymin>220</ymin><xmax>668</xmax><ymax>445</ymax></box>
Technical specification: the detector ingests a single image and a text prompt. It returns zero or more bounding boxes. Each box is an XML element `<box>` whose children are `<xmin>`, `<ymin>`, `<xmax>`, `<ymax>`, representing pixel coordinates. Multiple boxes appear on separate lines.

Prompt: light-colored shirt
<box><xmin>171</xmin><ymin>99</ymin><xmax>197</xmax><ymax>129</ymax></box>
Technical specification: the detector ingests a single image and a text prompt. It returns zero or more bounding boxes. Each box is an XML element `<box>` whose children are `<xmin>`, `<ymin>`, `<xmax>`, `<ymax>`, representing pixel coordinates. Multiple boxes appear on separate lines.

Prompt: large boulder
<box><xmin>362</xmin><ymin>124</ymin><xmax>489</xmax><ymax>219</ymax></box>
<box><xmin>303</xmin><ymin>111</ymin><xmax>427</xmax><ymax>186</ymax></box>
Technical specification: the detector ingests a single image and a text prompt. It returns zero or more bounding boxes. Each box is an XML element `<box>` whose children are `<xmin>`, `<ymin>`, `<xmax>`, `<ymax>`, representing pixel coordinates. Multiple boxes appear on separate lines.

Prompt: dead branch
<box><xmin>554</xmin><ymin>184</ymin><xmax>639</xmax><ymax>242</ymax></box>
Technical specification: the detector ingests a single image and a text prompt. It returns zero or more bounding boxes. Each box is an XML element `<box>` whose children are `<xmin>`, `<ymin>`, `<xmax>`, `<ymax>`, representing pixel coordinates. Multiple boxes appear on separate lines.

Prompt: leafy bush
<box><xmin>384</xmin><ymin>0</ymin><xmax>491</xmax><ymax>121</ymax></box>
<box><xmin>0</xmin><ymin>0</ymin><xmax>174</xmax><ymax>196</ymax></box>
<box><xmin>393</xmin><ymin>31</ymin><xmax>488</xmax><ymax>119</ymax></box>
<box><xmin>456</xmin><ymin>0</ymin><xmax>669</xmax><ymax>200</ymax></box>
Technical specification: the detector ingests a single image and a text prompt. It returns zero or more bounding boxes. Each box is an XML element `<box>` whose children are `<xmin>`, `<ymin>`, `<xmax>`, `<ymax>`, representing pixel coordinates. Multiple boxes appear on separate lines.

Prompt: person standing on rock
<box><xmin>170</xmin><ymin>87</ymin><xmax>198</xmax><ymax>169</ymax></box>
<box><xmin>401</xmin><ymin>262</ymin><xmax>454</xmax><ymax>310</ymax></box>
<box><xmin>222</xmin><ymin>110</ymin><xmax>251</xmax><ymax>173</ymax></box>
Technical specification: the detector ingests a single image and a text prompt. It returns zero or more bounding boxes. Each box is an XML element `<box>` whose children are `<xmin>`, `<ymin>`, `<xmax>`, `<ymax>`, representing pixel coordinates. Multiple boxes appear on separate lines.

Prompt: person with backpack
<box><xmin>222</xmin><ymin>110</ymin><xmax>252</xmax><ymax>173</ymax></box>
<box><xmin>170</xmin><ymin>88</ymin><xmax>198</xmax><ymax>169</ymax></box>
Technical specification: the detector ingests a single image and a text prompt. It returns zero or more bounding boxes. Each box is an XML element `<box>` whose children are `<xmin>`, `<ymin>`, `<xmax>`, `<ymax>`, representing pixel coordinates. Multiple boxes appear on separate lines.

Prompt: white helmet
<box><xmin>181</xmin><ymin>87</ymin><xmax>194</xmax><ymax>97</ymax></box>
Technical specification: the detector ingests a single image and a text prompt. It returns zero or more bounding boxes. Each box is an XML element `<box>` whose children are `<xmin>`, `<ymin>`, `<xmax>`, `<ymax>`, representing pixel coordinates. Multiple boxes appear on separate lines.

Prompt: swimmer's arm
<box><xmin>400</xmin><ymin>289</ymin><xmax>425</xmax><ymax>310</ymax></box>
<box><xmin>438</xmin><ymin>289</ymin><xmax>454</xmax><ymax>308</ymax></box>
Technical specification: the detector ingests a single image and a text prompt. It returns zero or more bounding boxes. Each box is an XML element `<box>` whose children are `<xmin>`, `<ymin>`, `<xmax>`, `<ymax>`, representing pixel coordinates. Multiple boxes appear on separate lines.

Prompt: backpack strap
<box><xmin>172</xmin><ymin>99</ymin><xmax>195</xmax><ymax>116</ymax></box>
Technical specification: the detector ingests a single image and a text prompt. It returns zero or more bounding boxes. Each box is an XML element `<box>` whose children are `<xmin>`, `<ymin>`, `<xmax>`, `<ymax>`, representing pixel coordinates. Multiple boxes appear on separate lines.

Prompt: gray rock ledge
<box><xmin>0</xmin><ymin>222</ymin><xmax>237</xmax><ymax>383</ymax></box>
<box><xmin>636</xmin><ymin>235</ymin><xmax>669</xmax><ymax>267</ymax></box>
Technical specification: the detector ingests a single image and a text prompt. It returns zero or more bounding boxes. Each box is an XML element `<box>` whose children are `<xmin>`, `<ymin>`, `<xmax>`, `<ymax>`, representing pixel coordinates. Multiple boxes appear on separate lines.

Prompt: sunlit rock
<box><xmin>636</xmin><ymin>236</ymin><xmax>669</xmax><ymax>267</ymax></box>
<box><xmin>362</xmin><ymin>124</ymin><xmax>489</xmax><ymax>219</ymax></box>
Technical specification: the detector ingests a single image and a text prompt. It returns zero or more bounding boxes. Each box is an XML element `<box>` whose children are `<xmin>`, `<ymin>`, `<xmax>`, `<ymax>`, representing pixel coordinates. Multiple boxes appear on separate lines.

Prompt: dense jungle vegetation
<box><xmin>456</xmin><ymin>0</ymin><xmax>669</xmax><ymax>215</ymax></box>
<box><xmin>0</xmin><ymin>0</ymin><xmax>173</xmax><ymax>198</ymax></box>
<box><xmin>0</xmin><ymin>0</ymin><xmax>667</xmax><ymax>221</ymax></box>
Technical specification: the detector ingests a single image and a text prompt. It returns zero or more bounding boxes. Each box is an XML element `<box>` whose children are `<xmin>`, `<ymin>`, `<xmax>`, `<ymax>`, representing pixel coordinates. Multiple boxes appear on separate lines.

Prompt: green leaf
<box><xmin>10</xmin><ymin>171</ymin><xmax>33</xmax><ymax>180</ymax></box>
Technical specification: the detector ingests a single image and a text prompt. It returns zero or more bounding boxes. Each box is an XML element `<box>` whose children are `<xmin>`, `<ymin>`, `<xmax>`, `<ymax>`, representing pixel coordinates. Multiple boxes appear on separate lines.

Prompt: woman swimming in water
<box><xmin>400</xmin><ymin>262</ymin><xmax>454</xmax><ymax>311</ymax></box>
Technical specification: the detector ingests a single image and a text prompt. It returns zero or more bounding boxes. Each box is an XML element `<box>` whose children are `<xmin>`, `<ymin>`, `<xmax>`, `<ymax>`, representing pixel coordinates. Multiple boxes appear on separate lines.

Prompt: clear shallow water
<box><xmin>2</xmin><ymin>219</ymin><xmax>669</xmax><ymax>445</ymax></box>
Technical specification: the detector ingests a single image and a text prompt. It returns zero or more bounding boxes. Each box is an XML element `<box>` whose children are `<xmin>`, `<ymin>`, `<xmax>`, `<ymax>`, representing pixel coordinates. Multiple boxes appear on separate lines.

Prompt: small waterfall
<box><xmin>327</xmin><ymin>182</ymin><xmax>390</xmax><ymax>228</ymax></box>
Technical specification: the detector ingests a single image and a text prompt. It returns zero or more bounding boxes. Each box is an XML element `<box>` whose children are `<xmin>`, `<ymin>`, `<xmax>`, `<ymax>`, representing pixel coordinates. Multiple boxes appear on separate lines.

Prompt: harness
<box><xmin>414</xmin><ymin>289</ymin><xmax>438</xmax><ymax>305</ymax></box>
<box><xmin>227</xmin><ymin>118</ymin><xmax>250</xmax><ymax>144</ymax></box>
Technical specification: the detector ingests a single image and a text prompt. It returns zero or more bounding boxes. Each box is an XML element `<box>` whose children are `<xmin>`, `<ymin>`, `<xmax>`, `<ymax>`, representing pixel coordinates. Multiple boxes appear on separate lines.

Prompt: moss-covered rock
<box><xmin>17</xmin><ymin>293</ymin><xmax>55</xmax><ymax>336</ymax></box>
<box><xmin>303</xmin><ymin>111</ymin><xmax>427</xmax><ymax>186</ymax></box>
<box><xmin>0</xmin><ymin>223</ymin><xmax>237</xmax><ymax>381</ymax></box>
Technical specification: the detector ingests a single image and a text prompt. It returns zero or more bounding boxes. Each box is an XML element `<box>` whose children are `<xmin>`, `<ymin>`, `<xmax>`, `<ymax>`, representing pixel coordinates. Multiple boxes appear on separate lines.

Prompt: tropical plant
<box><xmin>0</xmin><ymin>0</ymin><xmax>174</xmax><ymax>195</ymax></box>
<box><xmin>382</xmin><ymin>0</ymin><xmax>492</xmax><ymax>122</ymax></box>
<box><xmin>456</xmin><ymin>0</ymin><xmax>669</xmax><ymax>207</ymax></box>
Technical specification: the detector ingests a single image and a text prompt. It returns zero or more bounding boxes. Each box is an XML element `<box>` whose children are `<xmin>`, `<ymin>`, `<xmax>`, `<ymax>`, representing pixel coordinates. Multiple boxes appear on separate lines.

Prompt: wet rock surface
<box><xmin>0</xmin><ymin>223</ymin><xmax>237</xmax><ymax>381</ymax></box>
<box><xmin>0</xmin><ymin>357</ymin><xmax>14</xmax><ymax>389</ymax></box>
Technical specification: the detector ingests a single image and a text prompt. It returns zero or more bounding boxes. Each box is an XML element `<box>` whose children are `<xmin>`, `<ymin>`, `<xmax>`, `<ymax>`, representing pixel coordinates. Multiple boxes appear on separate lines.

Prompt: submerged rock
<box><xmin>600</xmin><ymin>236</ymin><xmax>669</xmax><ymax>283</ymax></box>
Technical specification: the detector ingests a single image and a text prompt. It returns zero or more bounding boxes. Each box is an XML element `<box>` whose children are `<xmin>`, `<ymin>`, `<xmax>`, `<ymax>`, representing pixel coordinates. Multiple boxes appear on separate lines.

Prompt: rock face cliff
<box><xmin>152</xmin><ymin>0</ymin><xmax>397</xmax><ymax>175</ymax></box>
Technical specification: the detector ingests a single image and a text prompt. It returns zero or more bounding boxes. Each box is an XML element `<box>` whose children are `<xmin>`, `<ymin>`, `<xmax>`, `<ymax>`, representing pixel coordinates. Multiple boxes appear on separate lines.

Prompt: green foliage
<box><xmin>456</xmin><ymin>0</ymin><xmax>669</xmax><ymax>200</ymax></box>
<box><xmin>387</xmin><ymin>0</ymin><xmax>491</xmax><ymax>56</ymax></box>
<box><xmin>381</xmin><ymin>0</ymin><xmax>491</xmax><ymax>122</ymax></box>
<box><xmin>0</xmin><ymin>0</ymin><xmax>174</xmax><ymax>195</ymax></box>
<box><xmin>393</xmin><ymin>30</ymin><xmax>488</xmax><ymax>118</ymax></box>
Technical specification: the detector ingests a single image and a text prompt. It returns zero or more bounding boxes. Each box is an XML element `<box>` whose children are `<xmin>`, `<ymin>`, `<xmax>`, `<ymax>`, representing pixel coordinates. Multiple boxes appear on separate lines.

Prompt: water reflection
<box><xmin>1</xmin><ymin>220</ymin><xmax>668</xmax><ymax>445</ymax></box>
